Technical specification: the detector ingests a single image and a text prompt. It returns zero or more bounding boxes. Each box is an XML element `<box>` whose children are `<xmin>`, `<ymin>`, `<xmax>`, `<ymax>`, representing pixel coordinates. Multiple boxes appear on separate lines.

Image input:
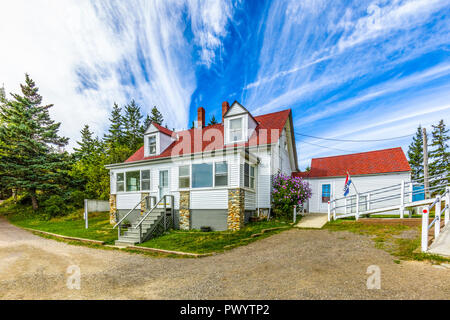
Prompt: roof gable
<box><xmin>144</xmin><ymin>122</ymin><xmax>173</xmax><ymax>136</ymax></box>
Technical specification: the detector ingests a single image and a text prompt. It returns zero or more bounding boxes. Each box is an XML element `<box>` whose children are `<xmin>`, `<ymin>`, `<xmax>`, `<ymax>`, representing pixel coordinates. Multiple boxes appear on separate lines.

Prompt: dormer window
<box><xmin>229</xmin><ymin>118</ymin><xmax>243</xmax><ymax>142</ymax></box>
<box><xmin>148</xmin><ymin>135</ymin><xmax>156</xmax><ymax>155</ymax></box>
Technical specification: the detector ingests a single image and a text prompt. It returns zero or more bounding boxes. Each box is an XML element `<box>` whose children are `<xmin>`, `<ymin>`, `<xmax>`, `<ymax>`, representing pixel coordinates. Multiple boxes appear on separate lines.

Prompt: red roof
<box><xmin>152</xmin><ymin>122</ymin><xmax>173</xmax><ymax>136</ymax></box>
<box><xmin>293</xmin><ymin>147</ymin><xmax>410</xmax><ymax>178</ymax></box>
<box><xmin>125</xmin><ymin>109</ymin><xmax>292</xmax><ymax>163</ymax></box>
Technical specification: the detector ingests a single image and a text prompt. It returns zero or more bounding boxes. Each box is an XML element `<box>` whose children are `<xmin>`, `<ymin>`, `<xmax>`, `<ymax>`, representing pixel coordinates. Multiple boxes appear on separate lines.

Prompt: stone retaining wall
<box><xmin>228</xmin><ymin>188</ymin><xmax>244</xmax><ymax>231</ymax></box>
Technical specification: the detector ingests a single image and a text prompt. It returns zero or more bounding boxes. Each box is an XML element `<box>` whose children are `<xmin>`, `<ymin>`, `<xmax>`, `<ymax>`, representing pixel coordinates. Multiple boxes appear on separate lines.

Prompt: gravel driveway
<box><xmin>0</xmin><ymin>217</ymin><xmax>448</xmax><ymax>299</ymax></box>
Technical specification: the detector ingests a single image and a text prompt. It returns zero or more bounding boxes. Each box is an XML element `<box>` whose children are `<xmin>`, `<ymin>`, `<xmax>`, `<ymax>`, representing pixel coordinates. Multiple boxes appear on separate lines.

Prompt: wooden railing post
<box><xmin>356</xmin><ymin>194</ymin><xmax>359</xmax><ymax>220</ymax></box>
<box><xmin>328</xmin><ymin>201</ymin><xmax>331</xmax><ymax>221</ymax></box>
<box><xmin>333</xmin><ymin>200</ymin><xmax>336</xmax><ymax>220</ymax></box>
<box><xmin>445</xmin><ymin>187</ymin><xmax>450</xmax><ymax>226</ymax></box>
<box><xmin>164</xmin><ymin>196</ymin><xmax>167</xmax><ymax>231</ymax></box>
<box><xmin>421</xmin><ymin>207</ymin><xmax>429</xmax><ymax>252</ymax></box>
<box><xmin>400</xmin><ymin>180</ymin><xmax>405</xmax><ymax>219</ymax></box>
<box><xmin>435</xmin><ymin>196</ymin><xmax>441</xmax><ymax>240</ymax></box>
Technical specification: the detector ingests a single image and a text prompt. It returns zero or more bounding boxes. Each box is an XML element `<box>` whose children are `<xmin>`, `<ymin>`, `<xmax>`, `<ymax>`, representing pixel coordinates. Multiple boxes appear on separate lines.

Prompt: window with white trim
<box><xmin>244</xmin><ymin>162</ymin><xmax>255</xmax><ymax>188</ymax></box>
<box><xmin>192</xmin><ymin>163</ymin><xmax>213</xmax><ymax>188</ymax></box>
<box><xmin>141</xmin><ymin>170</ymin><xmax>150</xmax><ymax>191</ymax></box>
<box><xmin>215</xmin><ymin>162</ymin><xmax>228</xmax><ymax>187</ymax></box>
<box><xmin>179</xmin><ymin>165</ymin><xmax>190</xmax><ymax>189</ymax></box>
<box><xmin>229</xmin><ymin>118</ymin><xmax>243</xmax><ymax>142</ymax></box>
<box><xmin>148</xmin><ymin>135</ymin><xmax>156</xmax><ymax>155</ymax></box>
<box><xmin>126</xmin><ymin>171</ymin><xmax>140</xmax><ymax>192</ymax></box>
<box><xmin>116</xmin><ymin>173</ymin><xmax>124</xmax><ymax>192</ymax></box>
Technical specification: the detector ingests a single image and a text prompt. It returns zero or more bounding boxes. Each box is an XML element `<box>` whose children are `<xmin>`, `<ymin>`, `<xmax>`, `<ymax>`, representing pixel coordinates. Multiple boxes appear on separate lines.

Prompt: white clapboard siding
<box><xmin>257</xmin><ymin>175</ymin><xmax>271</xmax><ymax>208</ymax></box>
<box><xmin>229</xmin><ymin>158</ymin><xmax>240</xmax><ymax>187</ymax></box>
<box><xmin>245</xmin><ymin>190</ymin><xmax>256</xmax><ymax>210</ymax></box>
<box><xmin>190</xmin><ymin>190</ymin><xmax>228</xmax><ymax>209</ymax></box>
<box><xmin>117</xmin><ymin>193</ymin><xmax>141</xmax><ymax>209</ymax></box>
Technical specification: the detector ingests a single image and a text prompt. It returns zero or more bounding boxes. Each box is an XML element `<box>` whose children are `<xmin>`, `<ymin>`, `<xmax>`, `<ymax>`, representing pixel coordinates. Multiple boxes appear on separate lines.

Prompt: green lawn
<box><xmin>6</xmin><ymin>208</ymin><xmax>118</xmax><ymax>244</ymax></box>
<box><xmin>138</xmin><ymin>219</ymin><xmax>292</xmax><ymax>254</ymax></box>
<box><xmin>325</xmin><ymin>219</ymin><xmax>450</xmax><ymax>263</ymax></box>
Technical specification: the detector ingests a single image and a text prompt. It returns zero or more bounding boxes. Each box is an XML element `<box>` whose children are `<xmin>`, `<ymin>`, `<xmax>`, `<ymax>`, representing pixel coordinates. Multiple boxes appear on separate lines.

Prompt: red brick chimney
<box><xmin>197</xmin><ymin>107</ymin><xmax>205</xmax><ymax>128</ymax></box>
<box><xmin>222</xmin><ymin>101</ymin><xmax>229</xmax><ymax>123</ymax></box>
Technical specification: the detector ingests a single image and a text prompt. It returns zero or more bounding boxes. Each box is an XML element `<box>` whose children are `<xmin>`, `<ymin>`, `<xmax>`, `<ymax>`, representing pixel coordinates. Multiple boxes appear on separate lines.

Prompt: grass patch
<box><xmin>138</xmin><ymin>219</ymin><xmax>292</xmax><ymax>254</ymax></box>
<box><xmin>4</xmin><ymin>203</ymin><xmax>117</xmax><ymax>244</ymax></box>
<box><xmin>325</xmin><ymin>219</ymin><xmax>450</xmax><ymax>263</ymax></box>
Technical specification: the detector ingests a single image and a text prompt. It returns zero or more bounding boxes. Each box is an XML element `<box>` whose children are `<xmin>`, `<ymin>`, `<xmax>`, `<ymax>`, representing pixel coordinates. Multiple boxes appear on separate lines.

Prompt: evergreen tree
<box><xmin>0</xmin><ymin>74</ymin><xmax>69</xmax><ymax>210</ymax></box>
<box><xmin>73</xmin><ymin>125</ymin><xmax>95</xmax><ymax>161</ymax></box>
<box><xmin>429</xmin><ymin>120</ymin><xmax>450</xmax><ymax>182</ymax></box>
<box><xmin>104</xmin><ymin>103</ymin><xmax>124</xmax><ymax>145</ymax></box>
<box><xmin>123</xmin><ymin>100</ymin><xmax>143</xmax><ymax>151</ymax></box>
<box><xmin>407</xmin><ymin>125</ymin><xmax>425</xmax><ymax>180</ymax></box>
<box><xmin>142</xmin><ymin>114</ymin><xmax>152</xmax><ymax>132</ymax></box>
<box><xmin>208</xmin><ymin>115</ymin><xmax>218</xmax><ymax>125</ymax></box>
<box><xmin>149</xmin><ymin>105</ymin><xmax>163</xmax><ymax>125</ymax></box>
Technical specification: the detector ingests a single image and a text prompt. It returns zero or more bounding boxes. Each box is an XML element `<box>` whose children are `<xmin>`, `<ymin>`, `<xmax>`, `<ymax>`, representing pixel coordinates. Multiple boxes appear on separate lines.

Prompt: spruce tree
<box><xmin>104</xmin><ymin>103</ymin><xmax>124</xmax><ymax>145</ymax></box>
<box><xmin>407</xmin><ymin>125</ymin><xmax>425</xmax><ymax>180</ymax></box>
<box><xmin>0</xmin><ymin>74</ymin><xmax>69</xmax><ymax>210</ymax></box>
<box><xmin>429</xmin><ymin>120</ymin><xmax>450</xmax><ymax>183</ymax></box>
<box><xmin>73</xmin><ymin>125</ymin><xmax>95</xmax><ymax>161</ymax></box>
<box><xmin>149</xmin><ymin>106</ymin><xmax>163</xmax><ymax>125</ymax></box>
<box><xmin>208</xmin><ymin>115</ymin><xmax>218</xmax><ymax>125</ymax></box>
<box><xmin>123</xmin><ymin>100</ymin><xmax>143</xmax><ymax>151</ymax></box>
<box><xmin>142</xmin><ymin>114</ymin><xmax>152</xmax><ymax>132</ymax></box>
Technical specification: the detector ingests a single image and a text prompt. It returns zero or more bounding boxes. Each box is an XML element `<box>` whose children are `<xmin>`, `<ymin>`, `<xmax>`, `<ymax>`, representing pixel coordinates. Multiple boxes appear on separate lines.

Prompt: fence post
<box><xmin>293</xmin><ymin>205</ymin><xmax>297</xmax><ymax>223</ymax></box>
<box><xmin>328</xmin><ymin>201</ymin><xmax>331</xmax><ymax>221</ymax></box>
<box><xmin>400</xmin><ymin>180</ymin><xmax>405</xmax><ymax>219</ymax></box>
<box><xmin>356</xmin><ymin>194</ymin><xmax>359</xmax><ymax>220</ymax></box>
<box><xmin>445</xmin><ymin>187</ymin><xmax>450</xmax><ymax>226</ymax></box>
<box><xmin>421</xmin><ymin>207</ymin><xmax>429</xmax><ymax>252</ymax></box>
<box><xmin>84</xmin><ymin>199</ymin><xmax>88</xmax><ymax>229</ymax></box>
<box><xmin>333</xmin><ymin>200</ymin><xmax>336</xmax><ymax>220</ymax></box>
<box><xmin>435</xmin><ymin>196</ymin><xmax>441</xmax><ymax>240</ymax></box>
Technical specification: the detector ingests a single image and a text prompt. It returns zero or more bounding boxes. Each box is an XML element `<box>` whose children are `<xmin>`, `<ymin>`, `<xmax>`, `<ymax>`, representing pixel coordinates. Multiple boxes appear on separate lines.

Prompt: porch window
<box><xmin>244</xmin><ymin>163</ymin><xmax>255</xmax><ymax>188</ymax></box>
<box><xmin>116</xmin><ymin>173</ymin><xmax>124</xmax><ymax>192</ymax></box>
<box><xmin>141</xmin><ymin>170</ymin><xmax>150</xmax><ymax>191</ymax></box>
<box><xmin>229</xmin><ymin>118</ymin><xmax>242</xmax><ymax>142</ymax></box>
<box><xmin>179</xmin><ymin>165</ymin><xmax>190</xmax><ymax>189</ymax></box>
<box><xmin>215</xmin><ymin>162</ymin><xmax>228</xmax><ymax>187</ymax></box>
<box><xmin>126</xmin><ymin>171</ymin><xmax>140</xmax><ymax>192</ymax></box>
<box><xmin>192</xmin><ymin>163</ymin><xmax>212</xmax><ymax>188</ymax></box>
<box><xmin>148</xmin><ymin>135</ymin><xmax>156</xmax><ymax>155</ymax></box>
<box><xmin>322</xmin><ymin>184</ymin><xmax>331</xmax><ymax>203</ymax></box>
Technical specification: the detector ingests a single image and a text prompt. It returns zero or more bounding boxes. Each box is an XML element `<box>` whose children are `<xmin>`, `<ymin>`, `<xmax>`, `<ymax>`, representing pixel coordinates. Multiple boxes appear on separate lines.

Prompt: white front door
<box><xmin>319</xmin><ymin>182</ymin><xmax>332</xmax><ymax>212</ymax></box>
<box><xmin>159</xmin><ymin>170</ymin><xmax>169</xmax><ymax>202</ymax></box>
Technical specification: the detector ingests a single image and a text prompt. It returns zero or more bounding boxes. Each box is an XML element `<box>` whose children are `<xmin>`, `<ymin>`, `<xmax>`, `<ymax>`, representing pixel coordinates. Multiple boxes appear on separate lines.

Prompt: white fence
<box><xmin>84</xmin><ymin>199</ymin><xmax>110</xmax><ymax>229</ymax></box>
<box><xmin>421</xmin><ymin>188</ymin><xmax>450</xmax><ymax>252</ymax></box>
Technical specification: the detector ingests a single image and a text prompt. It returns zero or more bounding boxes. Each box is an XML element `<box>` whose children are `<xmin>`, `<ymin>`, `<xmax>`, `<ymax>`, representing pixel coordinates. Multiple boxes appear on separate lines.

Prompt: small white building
<box><xmin>294</xmin><ymin>148</ymin><xmax>412</xmax><ymax>214</ymax></box>
<box><xmin>106</xmin><ymin>101</ymin><xmax>298</xmax><ymax>231</ymax></box>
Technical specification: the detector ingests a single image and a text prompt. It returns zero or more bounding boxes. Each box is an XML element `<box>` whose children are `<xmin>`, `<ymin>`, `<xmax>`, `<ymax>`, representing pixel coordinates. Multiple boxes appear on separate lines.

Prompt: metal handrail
<box><xmin>134</xmin><ymin>195</ymin><xmax>171</xmax><ymax>229</ymax></box>
<box><xmin>113</xmin><ymin>195</ymin><xmax>150</xmax><ymax>229</ymax></box>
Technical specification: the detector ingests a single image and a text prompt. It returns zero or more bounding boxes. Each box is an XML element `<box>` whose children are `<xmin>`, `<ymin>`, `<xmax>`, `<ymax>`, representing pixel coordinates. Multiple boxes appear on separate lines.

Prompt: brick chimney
<box><xmin>222</xmin><ymin>101</ymin><xmax>230</xmax><ymax>123</ymax></box>
<box><xmin>197</xmin><ymin>107</ymin><xmax>205</xmax><ymax>128</ymax></box>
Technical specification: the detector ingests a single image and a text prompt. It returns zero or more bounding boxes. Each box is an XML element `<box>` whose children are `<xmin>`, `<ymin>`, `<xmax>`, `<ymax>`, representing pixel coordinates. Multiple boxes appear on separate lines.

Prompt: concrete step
<box><xmin>115</xmin><ymin>239</ymin><xmax>138</xmax><ymax>246</ymax></box>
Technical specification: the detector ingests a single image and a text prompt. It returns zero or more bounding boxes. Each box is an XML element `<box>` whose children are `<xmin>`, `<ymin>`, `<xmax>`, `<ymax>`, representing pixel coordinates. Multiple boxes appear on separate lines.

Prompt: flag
<box><xmin>343</xmin><ymin>172</ymin><xmax>352</xmax><ymax>196</ymax></box>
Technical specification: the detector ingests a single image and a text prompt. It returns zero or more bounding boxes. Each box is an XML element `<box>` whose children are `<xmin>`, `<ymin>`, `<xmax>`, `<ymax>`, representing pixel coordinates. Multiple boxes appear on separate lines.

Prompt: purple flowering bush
<box><xmin>271</xmin><ymin>173</ymin><xmax>312</xmax><ymax>217</ymax></box>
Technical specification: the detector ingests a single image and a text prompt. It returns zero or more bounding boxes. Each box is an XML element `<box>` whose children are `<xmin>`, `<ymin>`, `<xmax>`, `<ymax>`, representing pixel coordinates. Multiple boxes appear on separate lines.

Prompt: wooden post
<box><xmin>422</xmin><ymin>127</ymin><xmax>429</xmax><ymax>199</ymax></box>
<box><xmin>356</xmin><ymin>194</ymin><xmax>359</xmax><ymax>220</ymax></box>
<box><xmin>435</xmin><ymin>196</ymin><xmax>441</xmax><ymax>240</ymax></box>
<box><xmin>400</xmin><ymin>180</ymin><xmax>405</xmax><ymax>219</ymax></box>
<box><xmin>421</xmin><ymin>207</ymin><xmax>429</xmax><ymax>252</ymax></box>
<box><xmin>293</xmin><ymin>205</ymin><xmax>297</xmax><ymax>223</ymax></box>
<box><xmin>445</xmin><ymin>187</ymin><xmax>450</xmax><ymax>226</ymax></box>
<box><xmin>328</xmin><ymin>201</ymin><xmax>331</xmax><ymax>221</ymax></box>
<box><xmin>84</xmin><ymin>199</ymin><xmax>88</xmax><ymax>229</ymax></box>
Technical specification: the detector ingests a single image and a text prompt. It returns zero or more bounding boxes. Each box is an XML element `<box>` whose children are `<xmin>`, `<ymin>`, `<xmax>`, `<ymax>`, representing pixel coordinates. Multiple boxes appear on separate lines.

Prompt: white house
<box><xmin>106</xmin><ymin>101</ymin><xmax>298</xmax><ymax>231</ymax></box>
<box><xmin>294</xmin><ymin>148</ymin><xmax>412</xmax><ymax>214</ymax></box>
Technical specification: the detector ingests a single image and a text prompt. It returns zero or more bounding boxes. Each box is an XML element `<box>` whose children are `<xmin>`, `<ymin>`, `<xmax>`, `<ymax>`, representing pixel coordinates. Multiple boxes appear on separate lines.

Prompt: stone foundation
<box><xmin>109</xmin><ymin>194</ymin><xmax>117</xmax><ymax>224</ymax></box>
<box><xmin>140</xmin><ymin>192</ymin><xmax>149</xmax><ymax>215</ymax></box>
<box><xmin>179</xmin><ymin>191</ymin><xmax>190</xmax><ymax>230</ymax></box>
<box><xmin>227</xmin><ymin>188</ymin><xmax>245</xmax><ymax>231</ymax></box>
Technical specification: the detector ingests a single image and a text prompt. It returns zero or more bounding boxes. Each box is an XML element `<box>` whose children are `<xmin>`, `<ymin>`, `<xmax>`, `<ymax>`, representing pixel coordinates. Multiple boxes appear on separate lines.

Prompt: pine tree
<box><xmin>73</xmin><ymin>125</ymin><xmax>95</xmax><ymax>161</ymax></box>
<box><xmin>123</xmin><ymin>100</ymin><xmax>143</xmax><ymax>151</ymax></box>
<box><xmin>142</xmin><ymin>114</ymin><xmax>152</xmax><ymax>133</ymax></box>
<box><xmin>208</xmin><ymin>115</ymin><xmax>218</xmax><ymax>125</ymax></box>
<box><xmin>407</xmin><ymin>125</ymin><xmax>425</xmax><ymax>180</ymax></box>
<box><xmin>149</xmin><ymin>106</ymin><xmax>163</xmax><ymax>125</ymax></box>
<box><xmin>104</xmin><ymin>103</ymin><xmax>124</xmax><ymax>145</ymax></box>
<box><xmin>429</xmin><ymin>120</ymin><xmax>450</xmax><ymax>182</ymax></box>
<box><xmin>0</xmin><ymin>74</ymin><xmax>69</xmax><ymax>210</ymax></box>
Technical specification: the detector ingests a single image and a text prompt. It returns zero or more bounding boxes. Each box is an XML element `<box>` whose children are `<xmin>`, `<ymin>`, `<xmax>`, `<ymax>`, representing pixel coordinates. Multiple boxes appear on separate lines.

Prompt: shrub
<box><xmin>271</xmin><ymin>173</ymin><xmax>312</xmax><ymax>218</ymax></box>
<box><xmin>66</xmin><ymin>190</ymin><xmax>87</xmax><ymax>208</ymax></box>
<box><xmin>42</xmin><ymin>195</ymin><xmax>67</xmax><ymax>218</ymax></box>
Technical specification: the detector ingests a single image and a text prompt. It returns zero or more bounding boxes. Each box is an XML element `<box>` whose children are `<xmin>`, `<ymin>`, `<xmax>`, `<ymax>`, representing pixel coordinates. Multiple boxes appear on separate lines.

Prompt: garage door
<box><xmin>191</xmin><ymin>210</ymin><xmax>228</xmax><ymax>231</ymax></box>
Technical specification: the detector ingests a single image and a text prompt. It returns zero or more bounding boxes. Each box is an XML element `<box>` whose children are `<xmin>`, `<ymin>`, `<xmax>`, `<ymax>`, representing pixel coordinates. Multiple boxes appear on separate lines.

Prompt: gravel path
<box><xmin>0</xmin><ymin>217</ymin><xmax>449</xmax><ymax>299</ymax></box>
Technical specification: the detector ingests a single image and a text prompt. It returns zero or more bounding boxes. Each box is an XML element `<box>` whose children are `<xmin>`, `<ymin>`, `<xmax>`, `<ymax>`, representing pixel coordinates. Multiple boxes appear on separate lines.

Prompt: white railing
<box><xmin>328</xmin><ymin>172</ymin><xmax>449</xmax><ymax>222</ymax></box>
<box><xmin>421</xmin><ymin>187</ymin><xmax>450</xmax><ymax>252</ymax></box>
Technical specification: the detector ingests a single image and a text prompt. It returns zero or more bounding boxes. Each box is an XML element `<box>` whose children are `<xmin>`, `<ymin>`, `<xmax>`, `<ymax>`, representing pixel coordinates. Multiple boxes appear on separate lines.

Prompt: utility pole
<box><xmin>422</xmin><ymin>127</ymin><xmax>429</xmax><ymax>199</ymax></box>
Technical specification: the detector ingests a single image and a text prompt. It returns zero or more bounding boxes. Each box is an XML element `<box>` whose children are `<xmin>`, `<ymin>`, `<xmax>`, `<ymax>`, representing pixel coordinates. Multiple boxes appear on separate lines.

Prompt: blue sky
<box><xmin>1</xmin><ymin>0</ymin><xmax>449</xmax><ymax>169</ymax></box>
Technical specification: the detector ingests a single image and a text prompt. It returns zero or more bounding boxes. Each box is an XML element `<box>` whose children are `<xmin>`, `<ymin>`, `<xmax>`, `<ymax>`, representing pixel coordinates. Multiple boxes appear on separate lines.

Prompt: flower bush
<box><xmin>271</xmin><ymin>173</ymin><xmax>312</xmax><ymax>217</ymax></box>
